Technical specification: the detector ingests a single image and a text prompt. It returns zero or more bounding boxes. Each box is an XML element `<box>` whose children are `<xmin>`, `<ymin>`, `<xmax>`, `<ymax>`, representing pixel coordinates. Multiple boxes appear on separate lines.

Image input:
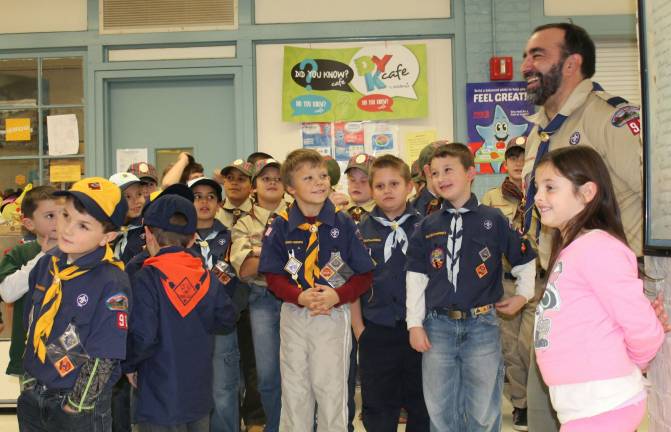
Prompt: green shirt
<box><xmin>0</xmin><ymin>241</ymin><xmax>41</xmax><ymax>375</ymax></box>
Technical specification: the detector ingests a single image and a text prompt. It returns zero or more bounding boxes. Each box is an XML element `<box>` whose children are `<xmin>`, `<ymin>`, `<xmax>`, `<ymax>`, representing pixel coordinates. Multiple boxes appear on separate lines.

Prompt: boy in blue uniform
<box><xmin>406</xmin><ymin>143</ymin><xmax>537</xmax><ymax>431</ymax></box>
<box><xmin>353</xmin><ymin>155</ymin><xmax>430</xmax><ymax>432</ymax></box>
<box><xmin>18</xmin><ymin>177</ymin><xmax>130</xmax><ymax>432</ymax></box>
<box><xmin>124</xmin><ymin>194</ymin><xmax>236</xmax><ymax>431</ymax></box>
<box><xmin>259</xmin><ymin>149</ymin><xmax>374</xmax><ymax>432</ymax></box>
<box><xmin>109</xmin><ymin>172</ymin><xmax>147</xmax><ymax>264</ymax></box>
<box><xmin>187</xmin><ymin>176</ymin><xmax>244</xmax><ymax>432</ymax></box>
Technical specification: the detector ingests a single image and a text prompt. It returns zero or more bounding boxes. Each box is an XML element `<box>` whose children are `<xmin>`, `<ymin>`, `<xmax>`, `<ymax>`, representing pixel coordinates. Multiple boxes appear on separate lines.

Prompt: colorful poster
<box><xmin>283</xmin><ymin>44</ymin><xmax>428</xmax><ymax>122</ymax></box>
<box><xmin>334</xmin><ymin>121</ymin><xmax>365</xmax><ymax>161</ymax></box>
<box><xmin>364</xmin><ymin>122</ymin><xmax>399</xmax><ymax>157</ymax></box>
<box><xmin>466</xmin><ymin>82</ymin><xmax>534</xmax><ymax>174</ymax></box>
<box><xmin>301</xmin><ymin>122</ymin><xmax>332</xmax><ymax>156</ymax></box>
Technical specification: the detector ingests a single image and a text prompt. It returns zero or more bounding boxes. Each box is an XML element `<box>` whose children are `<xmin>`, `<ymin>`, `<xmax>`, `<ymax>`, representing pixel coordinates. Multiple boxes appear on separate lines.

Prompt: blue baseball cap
<box><xmin>143</xmin><ymin>195</ymin><xmax>197</xmax><ymax>235</ymax></box>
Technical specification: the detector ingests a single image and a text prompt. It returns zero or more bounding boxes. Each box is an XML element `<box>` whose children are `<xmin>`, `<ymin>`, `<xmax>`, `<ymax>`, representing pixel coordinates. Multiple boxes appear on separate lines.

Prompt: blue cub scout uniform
<box><xmin>258</xmin><ymin>200</ymin><xmax>375</xmax><ymax>287</ymax></box>
<box><xmin>191</xmin><ymin>220</ymin><xmax>231</xmax><ymax>271</ymax></box>
<box><xmin>358</xmin><ymin>206</ymin><xmax>421</xmax><ymax>327</ymax></box>
<box><xmin>406</xmin><ymin>194</ymin><xmax>536</xmax><ymax>311</ymax></box>
<box><xmin>23</xmin><ymin>247</ymin><xmax>131</xmax><ymax>390</ymax></box>
<box><xmin>114</xmin><ymin>216</ymin><xmax>145</xmax><ymax>264</ymax></box>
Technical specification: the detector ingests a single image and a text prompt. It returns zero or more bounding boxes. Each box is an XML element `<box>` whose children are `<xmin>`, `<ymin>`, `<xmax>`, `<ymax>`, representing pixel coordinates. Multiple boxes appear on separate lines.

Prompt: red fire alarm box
<box><xmin>490</xmin><ymin>56</ymin><xmax>513</xmax><ymax>80</ymax></box>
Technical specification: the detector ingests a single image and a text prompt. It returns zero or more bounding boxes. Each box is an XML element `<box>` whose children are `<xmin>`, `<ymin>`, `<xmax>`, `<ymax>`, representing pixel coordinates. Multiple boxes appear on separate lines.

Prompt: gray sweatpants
<box><xmin>279</xmin><ymin>302</ymin><xmax>352</xmax><ymax>432</ymax></box>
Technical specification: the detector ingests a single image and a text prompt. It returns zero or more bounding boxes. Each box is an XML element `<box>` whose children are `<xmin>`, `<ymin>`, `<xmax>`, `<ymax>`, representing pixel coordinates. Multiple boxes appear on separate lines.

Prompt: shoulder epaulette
<box><xmin>592</xmin><ymin>81</ymin><xmax>630</xmax><ymax>108</ymax></box>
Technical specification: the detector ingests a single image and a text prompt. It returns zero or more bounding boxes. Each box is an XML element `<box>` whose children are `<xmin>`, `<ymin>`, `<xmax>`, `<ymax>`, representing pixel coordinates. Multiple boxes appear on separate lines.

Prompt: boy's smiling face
<box><xmin>57</xmin><ymin>198</ymin><xmax>116</xmax><ymax>261</ymax></box>
<box><xmin>430</xmin><ymin>155</ymin><xmax>475</xmax><ymax>207</ymax></box>
<box><xmin>124</xmin><ymin>183</ymin><xmax>146</xmax><ymax>219</ymax></box>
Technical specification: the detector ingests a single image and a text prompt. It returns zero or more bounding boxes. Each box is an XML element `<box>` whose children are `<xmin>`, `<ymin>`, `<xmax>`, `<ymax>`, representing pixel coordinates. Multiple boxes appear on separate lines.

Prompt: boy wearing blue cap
<box><xmin>18</xmin><ymin>177</ymin><xmax>131</xmax><ymax>432</ymax></box>
<box><xmin>124</xmin><ymin>194</ymin><xmax>236</xmax><ymax>432</ymax></box>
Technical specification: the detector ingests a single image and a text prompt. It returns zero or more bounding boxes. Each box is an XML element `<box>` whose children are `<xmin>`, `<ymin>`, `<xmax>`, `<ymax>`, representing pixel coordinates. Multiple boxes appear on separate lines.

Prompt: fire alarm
<box><xmin>490</xmin><ymin>56</ymin><xmax>513</xmax><ymax>80</ymax></box>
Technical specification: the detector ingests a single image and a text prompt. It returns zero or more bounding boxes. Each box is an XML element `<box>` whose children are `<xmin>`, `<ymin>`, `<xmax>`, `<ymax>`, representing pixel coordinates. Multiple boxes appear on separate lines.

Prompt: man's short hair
<box><xmin>369</xmin><ymin>155</ymin><xmax>411</xmax><ymax>185</ymax></box>
<box><xmin>280</xmin><ymin>149</ymin><xmax>325</xmax><ymax>187</ymax></box>
<box><xmin>533</xmin><ymin>22</ymin><xmax>595</xmax><ymax>78</ymax></box>
<box><xmin>430</xmin><ymin>143</ymin><xmax>475</xmax><ymax>170</ymax></box>
<box><xmin>21</xmin><ymin>186</ymin><xmax>57</xmax><ymax>219</ymax></box>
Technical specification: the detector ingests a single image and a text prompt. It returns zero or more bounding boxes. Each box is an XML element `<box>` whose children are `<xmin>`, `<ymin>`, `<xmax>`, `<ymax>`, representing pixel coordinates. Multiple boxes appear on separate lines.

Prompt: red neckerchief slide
<box><xmin>144</xmin><ymin>251</ymin><xmax>211</xmax><ymax>318</ymax></box>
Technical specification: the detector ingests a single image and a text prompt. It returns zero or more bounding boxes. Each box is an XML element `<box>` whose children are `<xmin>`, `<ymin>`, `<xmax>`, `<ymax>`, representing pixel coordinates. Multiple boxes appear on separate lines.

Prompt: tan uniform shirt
<box><xmin>216</xmin><ymin>197</ymin><xmax>253</xmax><ymax>229</ymax></box>
<box><xmin>347</xmin><ymin>199</ymin><xmax>376</xmax><ymax>223</ymax></box>
<box><xmin>230</xmin><ymin>201</ymin><xmax>288</xmax><ymax>286</ymax></box>
<box><xmin>522</xmin><ymin>79</ymin><xmax>643</xmax><ymax>267</ymax></box>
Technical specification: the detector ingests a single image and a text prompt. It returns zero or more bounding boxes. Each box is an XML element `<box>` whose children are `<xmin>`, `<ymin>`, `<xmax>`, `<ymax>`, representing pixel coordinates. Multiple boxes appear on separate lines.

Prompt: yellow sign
<box><xmin>5</xmin><ymin>118</ymin><xmax>31</xmax><ymax>141</ymax></box>
<box><xmin>49</xmin><ymin>162</ymin><xmax>82</xmax><ymax>183</ymax></box>
<box><xmin>14</xmin><ymin>175</ymin><xmax>26</xmax><ymax>186</ymax></box>
<box><xmin>404</xmin><ymin>130</ymin><xmax>437</xmax><ymax>163</ymax></box>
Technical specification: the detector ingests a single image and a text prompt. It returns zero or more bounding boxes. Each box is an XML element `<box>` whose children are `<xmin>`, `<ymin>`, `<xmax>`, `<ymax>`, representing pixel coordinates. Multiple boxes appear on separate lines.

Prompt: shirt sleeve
<box><xmin>334</xmin><ymin>272</ymin><xmax>373</xmax><ymax>305</ymax></box>
<box><xmin>406</xmin><ymin>271</ymin><xmax>429</xmax><ymax>328</ymax></box>
<box><xmin>123</xmin><ymin>269</ymin><xmax>159</xmax><ymax>372</ymax></box>
<box><xmin>230</xmin><ymin>218</ymin><xmax>254</xmax><ymax>275</ymax></box>
<box><xmin>499</xmin><ymin>211</ymin><xmax>536</xmax><ymax>267</ymax></box>
<box><xmin>599</xmin><ymin>106</ymin><xmax>642</xmax><ymax>200</ymax></box>
<box><xmin>578</xmin><ymin>234</ymin><xmax>664</xmax><ymax>368</ymax></box>
<box><xmin>405</xmin><ymin>219</ymin><xmax>428</xmax><ymax>275</ymax></box>
<box><xmin>265</xmin><ymin>273</ymin><xmax>302</xmax><ymax>305</ymax></box>
<box><xmin>85</xmin><ymin>269</ymin><xmax>130</xmax><ymax>361</ymax></box>
<box><xmin>258</xmin><ymin>219</ymin><xmax>287</xmax><ymax>275</ymax></box>
<box><xmin>344</xmin><ymin>219</ymin><xmax>375</xmax><ymax>274</ymax></box>
<box><xmin>0</xmin><ymin>251</ymin><xmax>44</xmax><ymax>303</ymax></box>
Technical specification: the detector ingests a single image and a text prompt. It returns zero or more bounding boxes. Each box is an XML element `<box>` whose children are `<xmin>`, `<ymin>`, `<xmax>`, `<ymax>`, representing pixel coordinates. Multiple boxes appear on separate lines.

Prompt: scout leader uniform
<box><xmin>357</xmin><ymin>205</ymin><xmax>430</xmax><ymax>431</ymax></box>
<box><xmin>124</xmin><ymin>195</ymin><xmax>236</xmax><ymax>427</ymax></box>
<box><xmin>109</xmin><ymin>172</ymin><xmax>147</xmax><ymax>264</ymax></box>
<box><xmin>258</xmin><ymin>199</ymin><xmax>374</xmax><ymax>432</ymax></box>
<box><xmin>20</xmin><ymin>178</ymin><xmax>130</xmax><ymax>428</ymax></box>
<box><xmin>522</xmin><ymin>79</ymin><xmax>643</xmax><ymax>265</ymax></box>
<box><xmin>343</xmin><ymin>153</ymin><xmax>376</xmax><ymax>223</ymax></box>
<box><xmin>405</xmin><ymin>194</ymin><xmax>536</xmax><ymax>430</ymax></box>
<box><xmin>216</xmin><ymin>159</ymin><xmax>255</xmax><ymax>229</ymax></box>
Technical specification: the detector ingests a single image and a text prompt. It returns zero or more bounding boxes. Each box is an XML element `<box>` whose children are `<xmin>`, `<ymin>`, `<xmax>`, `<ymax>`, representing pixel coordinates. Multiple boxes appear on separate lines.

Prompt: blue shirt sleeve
<box><xmin>124</xmin><ymin>269</ymin><xmax>159</xmax><ymax>372</ymax></box>
<box><xmin>405</xmin><ymin>218</ymin><xmax>428</xmax><ymax>274</ymax></box>
<box><xmin>496</xmin><ymin>210</ymin><xmax>537</xmax><ymax>266</ymax></box>
<box><xmin>258</xmin><ymin>219</ymin><xmax>287</xmax><ymax>275</ymax></box>
<box><xmin>343</xmin><ymin>217</ymin><xmax>375</xmax><ymax>274</ymax></box>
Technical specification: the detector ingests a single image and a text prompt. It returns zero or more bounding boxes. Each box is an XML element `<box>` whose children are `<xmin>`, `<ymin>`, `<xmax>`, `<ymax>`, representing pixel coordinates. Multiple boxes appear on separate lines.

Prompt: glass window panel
<box><xmin>44</xmin><ymin>158</ymin><xmax>84</xmax><ymax>189</ymax></box>
<box><xmin>43</xmin><ymin>108</ymin><xmax>84</xmax><ymax>155</ymax></box>
<box><xmin>0</xmin><ymin>59</ymin><xmax>37</xmax><ymax>105</ymax></box>
<box><xmin>41</xmin><ymin>57</ymin><xmax>84</xmax><ymax>106</ymax></box>
<box><xmin>0</xmin><ymin>109</ymin><xmax>39</xmax><ymax>156</ymax></box>
<box><xmin>0</xmin><ymin>159</ymin><xmax>39</xmax><ymax>190</ymax></box>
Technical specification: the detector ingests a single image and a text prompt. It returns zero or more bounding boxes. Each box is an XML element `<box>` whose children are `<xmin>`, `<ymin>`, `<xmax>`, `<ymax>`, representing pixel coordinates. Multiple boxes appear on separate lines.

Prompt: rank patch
<box><xmin>55</xmin><ymin>355</ymin><xmax>75</xmax><ymax>377</ymax></box>
<box><xmin>479</xmin><ymin>247</ymin><xmax>491</xmax><ymax>262</ymax></box>
<box><xmin>431</xmin><ymin>247</ymin><xmax>445</xmax><ymax>270</ymax></box>
<box><xmin>476</xmin><ymin>263</ymin><xmax>488</xmax><ymax>278</ymax></box>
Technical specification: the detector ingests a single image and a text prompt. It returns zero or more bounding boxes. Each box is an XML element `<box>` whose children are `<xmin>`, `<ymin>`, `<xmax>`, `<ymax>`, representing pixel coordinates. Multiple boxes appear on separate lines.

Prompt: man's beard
<box><xmin>525</xmin><ymin>59</ymin><xmax>565</xmax><ymax>106</ymax></box>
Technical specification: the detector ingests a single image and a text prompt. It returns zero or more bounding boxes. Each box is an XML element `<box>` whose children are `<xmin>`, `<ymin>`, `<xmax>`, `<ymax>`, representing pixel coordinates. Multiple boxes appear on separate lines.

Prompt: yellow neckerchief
<box><xmin>32</xmin><ymin>244</ymin><xmax>123</xmax><ymax>362</ymax></box>
<box><xmin>278</xmin><ymin>209</ymin><xmax>322</xmax><ymax>288</ymax></box>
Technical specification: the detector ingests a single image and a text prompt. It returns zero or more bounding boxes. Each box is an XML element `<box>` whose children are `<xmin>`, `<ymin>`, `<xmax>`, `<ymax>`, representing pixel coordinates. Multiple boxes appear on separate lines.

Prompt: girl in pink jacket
<box><xmin>532</xmin><ymin>145</ymin><xmax>666</xmax><ymax>431</ymax></box>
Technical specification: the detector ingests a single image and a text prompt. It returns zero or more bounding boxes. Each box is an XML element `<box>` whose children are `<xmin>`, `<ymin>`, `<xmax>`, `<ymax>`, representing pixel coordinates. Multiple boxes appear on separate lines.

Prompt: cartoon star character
<box><xmin>475</xmin><ymin>105</ymin><xmax>529</xmax><ymax>173</ymax></box>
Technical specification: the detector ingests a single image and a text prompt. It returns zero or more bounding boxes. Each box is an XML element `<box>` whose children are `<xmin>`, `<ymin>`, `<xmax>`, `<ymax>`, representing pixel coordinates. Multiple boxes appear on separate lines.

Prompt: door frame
<box><xmin>94</xmin><ymin>66</ymin><xmax>246</xmax><ymax>177</ymax></box>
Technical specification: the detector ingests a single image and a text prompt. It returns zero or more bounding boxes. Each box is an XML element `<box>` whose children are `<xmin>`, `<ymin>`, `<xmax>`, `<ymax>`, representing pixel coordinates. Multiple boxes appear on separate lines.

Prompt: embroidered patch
<box><xmin>218</xmin><ymin>238</ymin><xmax>226</xmax><ymax>246</ymax></box>
<box><xmin>54</xmin><ymin>355</ymin><xmax>75</xmax><ymax>377</ymax></box>
<box><xmin>430</xmin><ymin>247</ymin><xmax>445</xmax><ymax>270</ymax></box>
<box><xmin>76</xmin><ymin>294</ymin><xmax>88</xmax><ymax>307</ymax></box>
<box><xmin>476</xmin><ymin>263</ymin><xmax>488</xmax><ymax>278</ymax></box>
<box><xmin>569</xmin><ymin>131</ymin><xmax>580</xmax><ymax>145</ymax></box>
<box><xmin>284</xmin><ymin>255</ymin><xmax>302</xmax><ymax>276</ymax></box>
<box><xmin>106</xmin><ymin>293</ymin><xmax>129</xmax><ymax>311</ymax></box>
<box><xmin>521</xmin><ymin>241</ymin><xmax>528</xmax><ymax>254</ymax></box>
<box><xmin>330</xmin><ymin>228</ymin><xmax>340</xmax><ymax>238</ymax></box>
<box><xmin>611</xmin><ymin>106</ymin><xmax>639</xmax><ymax>127</ymax></box>
<box><xmin>116</xmin><ymin>312</ymin><xmax>128</xmax><ymax>330</ymax></box>
<box><xmin>87</xmin><ymin>182</ymin><xmax>101</xmax><ymax>191</ymax></box>
<box><xmin>626</xmin><ymin>118</ymin><xmax>641</xmax><ymax>136</ymax></box>
<box><xmin>265</xmin><ymin>227</ymin><xmax>273</xmax><ymax>237</ymax></box>
<box><xmin>479</xmin><ymin>247</ymin><xmax>491</xmax><ymax>262</ymax></box>
<box><xmin>483</xmin><ymin>219</ymin><xmax>493</xmax><ymax>230</ymax></box>
<box><xmin>320</xmin><ymin>266</ymin><xmax>335</xmax><ymax>279</ymax></box>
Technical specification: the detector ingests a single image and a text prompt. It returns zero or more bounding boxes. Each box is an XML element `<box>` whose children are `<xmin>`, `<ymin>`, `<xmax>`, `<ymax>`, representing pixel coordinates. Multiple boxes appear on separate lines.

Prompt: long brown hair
<box><xmin>539</xmin><ymin>146</ymin><xmax>628</xmax><ymax>273</ymax></box>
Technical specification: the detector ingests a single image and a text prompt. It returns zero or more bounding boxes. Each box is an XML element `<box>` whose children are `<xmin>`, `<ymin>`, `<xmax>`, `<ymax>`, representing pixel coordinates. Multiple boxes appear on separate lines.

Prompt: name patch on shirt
<box><xmin>363</xmin><ymin>238</ymin><xmax>382</xmax><ymax>243</ymax></box>
<box><xmin>425</xmin><ymin>231</ymin><xmax>447</xmax><ymax>239</ymax></box>
<box><xmin>285</xmin><ymin>240</ymin><xmax>304</xmax><ymax>245</ymax></box>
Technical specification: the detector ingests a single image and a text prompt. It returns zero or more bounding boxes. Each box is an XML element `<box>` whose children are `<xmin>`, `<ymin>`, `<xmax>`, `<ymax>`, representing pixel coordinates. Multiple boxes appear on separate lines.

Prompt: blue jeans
<box><xmin>422</xmin><ymin>309</ymin><xmax>503</xmax><ymax>432</ymax></box>
<box><xmin>18</xmin><ymin>384</ymin><xmax>113</xmax><ymax>432</ymax></box>
<box><xmin>248</xmin><ymin>284</ymin><xmax>282</xmax><ymax>432</ymax></box>
<box><xmin>211</xmin><ymin>331</ymin><xmax>240</xmax><ymax>432</ymax></box>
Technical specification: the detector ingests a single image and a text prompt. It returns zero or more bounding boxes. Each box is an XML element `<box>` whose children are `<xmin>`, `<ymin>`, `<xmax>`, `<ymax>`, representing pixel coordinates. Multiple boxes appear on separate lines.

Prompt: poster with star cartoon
<box><xmin>466</xmin><ymin>82</ymin><xmax>534</xmax><ymax>174</ymax></box>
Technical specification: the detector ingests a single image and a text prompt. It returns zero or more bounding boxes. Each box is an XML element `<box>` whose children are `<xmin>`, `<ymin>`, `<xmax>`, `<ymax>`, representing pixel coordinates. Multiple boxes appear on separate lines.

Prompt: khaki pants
<box><xmin>279</xmin><ymin>303</ymin><xmax>352</xmax><ymax>432</ymax></box>
<box><xmin>499</xmin><ymin>279</ymin><xmax>536</xmax><ymax>409</ymax></box>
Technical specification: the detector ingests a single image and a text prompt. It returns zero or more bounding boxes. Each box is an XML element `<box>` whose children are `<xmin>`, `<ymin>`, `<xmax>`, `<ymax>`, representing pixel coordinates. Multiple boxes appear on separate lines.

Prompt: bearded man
<box><xmin>520</xmin><ymin>23</ymin><xmax>643</xmax><ymax>432</ymax></box>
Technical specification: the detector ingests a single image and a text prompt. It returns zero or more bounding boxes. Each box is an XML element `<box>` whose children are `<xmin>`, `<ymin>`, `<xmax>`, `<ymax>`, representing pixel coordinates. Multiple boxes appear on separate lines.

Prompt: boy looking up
<box><xmin>406</xmin><ymin>144</ymin><xmax>537</xmax><ymax>431</ymax></box>
<box><xmin>259</xmin><ymin>149</ymin><xmax>374</xmax><ymax>432</ymax></box>
<box><xmin>18</xmin><ymin>178</ymin><xmax>130</xmax><ymax>431</ymax></box>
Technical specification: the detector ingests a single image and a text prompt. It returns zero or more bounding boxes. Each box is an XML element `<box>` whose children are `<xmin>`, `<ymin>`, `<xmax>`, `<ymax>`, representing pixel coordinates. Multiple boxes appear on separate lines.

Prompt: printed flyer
<box><xmin>466</xmin><ymin>82</ymin><xmax>534</xmax><ymax>174</ymax></box>
<box><xmin>283</xmin><ymin>44</ymin><xmax>428</xmax><ymax>122</ymax></box>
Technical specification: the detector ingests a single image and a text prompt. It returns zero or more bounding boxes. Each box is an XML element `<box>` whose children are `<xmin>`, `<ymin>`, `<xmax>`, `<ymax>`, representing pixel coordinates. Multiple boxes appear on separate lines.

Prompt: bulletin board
<box><xmin>255</xmin><ymin>38</ymin><xmax>454</xmax><ymax>167</ymax></box>
<box><xmin>640</xmin><ymin>0</ymin><xmax>671</xmax><ymax>254</ymax></box>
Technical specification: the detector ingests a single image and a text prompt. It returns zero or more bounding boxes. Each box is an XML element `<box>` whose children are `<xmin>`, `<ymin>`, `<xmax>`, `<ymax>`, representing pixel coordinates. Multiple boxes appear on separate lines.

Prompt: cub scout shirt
<box><xmin>23</xmin><ymin>246</ymin><xmax>130</xmax><ymax>390</ymax></box>
<box><xmin>358</xmin><ymin>206</ymin><xmax>421</xmax><ymax>327</ymax></box>
<box><xmin>405</xmin><ymin>194</ymin><xmax>536</xmax><ymax>312</ymax></box>
<box><xmin>258</xmin><ymin>200</ymin><xmax>374</xmax><ymax>294</ymax></box>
